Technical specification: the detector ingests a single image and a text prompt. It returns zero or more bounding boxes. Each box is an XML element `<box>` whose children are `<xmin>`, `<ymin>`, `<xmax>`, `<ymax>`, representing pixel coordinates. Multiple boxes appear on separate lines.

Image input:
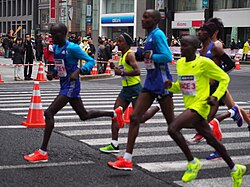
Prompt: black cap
<box><xmin>121</xmin><ymin>32</ymin><xmax>133</xmax><ymax>46</ymax></box>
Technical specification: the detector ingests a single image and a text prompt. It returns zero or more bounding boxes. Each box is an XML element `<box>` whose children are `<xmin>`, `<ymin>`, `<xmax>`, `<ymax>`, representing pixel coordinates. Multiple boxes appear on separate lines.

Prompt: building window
<box><xmin>17</xmin><ymin>0</ymin><xmax>21</xmax><ymax>16</ymax></box>
<box><xmin>106</xmin><ymin>0</ymin><xmax>134</xmax><ymax>14</ymax></box>
<box><xmin>3</xmin><ymin>1</ymin><xmax>6</xmax><ymax>17</ymax></box>
<box><xmin>0</xmin><ymin>1</ymin><xmax>2</xmax><ymax>17</ymax></box>
<box><xmin>214</xmin><ymin>0</ymin><xmax>250</xmax><ymax>9</ymax></box>
<box><xmin>8</xmin><ymin>0</ymin><xmax>11</xmax><ymax>16</ymax></box>
<box><xmin>22</xmin><ymin>0</ymin><xmax>26</xmax><ymax>16</ymax></box>
<box><xmin>28</xmin><ymin>0</ymin><xmax>32</xmax><ymax>15</ymax></box>
<box><xmin>174</xmin><ymin>0</ymin><xmax>202</xmax><ymax>11</ymax></box>
<box><xmin>40</xmin><ymin>0</ymin><xmax>49</xmax><ymax>3</ymax></box>
<box><xmin>40</xmin><ymin>9</ymin><xmax>49</xmax><ymax>24</ymax></box>
<box><xmin>12</xmin><ymin>0</ymin><xmax>16</xmax><ymax>16</ymax></box>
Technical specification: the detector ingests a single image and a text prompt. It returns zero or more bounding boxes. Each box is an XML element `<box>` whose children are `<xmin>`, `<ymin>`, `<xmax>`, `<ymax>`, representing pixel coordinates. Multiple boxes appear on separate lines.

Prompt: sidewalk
<box><xmin>0</xmin><ymin>57</ymin><xmax>114</xmax><ymax>83</ymax></box>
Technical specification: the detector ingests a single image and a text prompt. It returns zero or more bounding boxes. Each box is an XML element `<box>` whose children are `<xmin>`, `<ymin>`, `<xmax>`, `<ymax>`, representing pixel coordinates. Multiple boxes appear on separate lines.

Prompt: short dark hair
<box><xmin>207</xmin><ymin>17</ymin><xmax>224</xmax><ymax>39</ymax></box>
<box><xmin>200</xmin><ymin>22</ymin><xmax>217</xmax><ymax>37</ymax></box>
<box><xmin>50</xmin><ymin>23</ymin><xmax>68</xmax><ymax>35</ymax></box>
<box><xmin>121</xmin><ymin>32</ymin><xmax>133</xmax><ymax>46</ymax></box>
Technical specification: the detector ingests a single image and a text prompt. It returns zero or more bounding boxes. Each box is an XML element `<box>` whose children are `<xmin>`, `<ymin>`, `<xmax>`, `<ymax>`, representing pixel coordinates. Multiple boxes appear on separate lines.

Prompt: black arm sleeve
<box><xmin>219</xmin><ymin>53</ymin><xmax>235</xmax><ymax>73</ymax></box>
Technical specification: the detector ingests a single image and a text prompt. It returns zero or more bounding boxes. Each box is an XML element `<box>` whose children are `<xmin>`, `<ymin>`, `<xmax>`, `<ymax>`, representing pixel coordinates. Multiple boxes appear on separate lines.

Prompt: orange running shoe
<box><xmin>209</xmin><ymin>119</ymin><xmax>222</xmax><ymax>141</ymax></box>
<box><xmin>24</xmin><ymin>150</ymin><xmax>48</xmax><ymax>163</ymax></box>
<box><xmin>108</xmin><ymin>157</ymin><xmax>133</xmax><ymax>171</ymax></box>
<box><xmin>113</xmin><ymin>106</ymin><xmax>124</xmax><ymax>128</ymax></box>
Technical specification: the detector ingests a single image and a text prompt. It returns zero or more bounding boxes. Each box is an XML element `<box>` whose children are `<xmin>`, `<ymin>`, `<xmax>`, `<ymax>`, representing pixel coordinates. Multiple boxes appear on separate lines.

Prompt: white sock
<box><xmin>111</xmin><ymin>140</ymin><xmax>118</xmax><ymax>147</ymax></box>
<box><xmin>113</xmin><ymin>111</ymin><xmax>117</xmax><ymax>118</ymax></box>
<box><xmin>209</xmin><ymin>118</ymin><xmax>220</xmax><ymax>130</ymax></box>
<box><xmin>189</xmin><ymin>159</ymin><xmax>196</xmax><ymax>164</ymax></box>
<box><xmin>231</xmin><ymin>165</ymin><xmax>237</xmax><ymax>172</ymax></box>
<box><xmin>228</xmin><ymin>109</ymin><xmax>235</xmax><ymax>118</ymax></box>
<box><xmin>124</xmin><ymin>152</ymin><xmax>132</xmax><ymax>162</ymax></box>
<box><xmin>209</xmin><ymin>124</ymin><xmax>214</xmax><ymax>130</ymax></box>
<box><xmin>39</xmin><ymin>149</ymin><xmax>47</xmax><ymax>155</ymax></box>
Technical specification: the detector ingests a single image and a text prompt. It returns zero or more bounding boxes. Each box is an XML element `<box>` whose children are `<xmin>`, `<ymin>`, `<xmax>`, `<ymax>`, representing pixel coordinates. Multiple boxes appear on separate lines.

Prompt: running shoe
<box><xmin>182</xmin><ymin>157</ymin><xmax>202</xmax><ymax>183</ymax></box>
<box><xmin>231</xmin><ymin>164</ymin><xmax>247</xmax><ymax>187</ymax></box>
<box><xmin>23</xmin><ymin>150</ymin><xmax>48</xmax><ymax>163</ymax></box>
<box><xmin>209</xmin><ymin>119</ymin><xmax>222</xmax><ymax>141</ymax></box>
<box><xmin>206</xmin><ymin>151</ymin><xmax>221</xmax><ymax>160</ymax></box>
<box><xmin>231</xmin><ymin>105</ymin><xmax>244</xmax><ymax>127</ymax></box>
<box><xmin>107</xmin><ymin>157</ymin><xmax>133</xmax><ymax>171</ymax></box>
<box><xmin>99</xmin><ymin>143</ymin><xmax>119</xmax><ymax>153</ymax></box>
<box><xmin>114</xmin><ymin>106</ymin><xmax>124</xmax><ymax>128</ymax></box>
<box><xmin>188</xmin><ymin>133</ymin><xmax>205</xmax><ymax>144</ymax></box>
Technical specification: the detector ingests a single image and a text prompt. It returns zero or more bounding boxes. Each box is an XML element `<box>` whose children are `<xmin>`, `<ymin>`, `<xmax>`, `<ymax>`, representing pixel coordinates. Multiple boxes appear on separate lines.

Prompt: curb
<box><xmin>80</xmin><ymin>74</ymin><xmax>113</xmax><ymax>80</ymax></box>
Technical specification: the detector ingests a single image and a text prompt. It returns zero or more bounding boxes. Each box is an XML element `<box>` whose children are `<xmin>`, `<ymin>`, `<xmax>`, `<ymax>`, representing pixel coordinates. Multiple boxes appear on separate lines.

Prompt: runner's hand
<box><xmin>110</xmin><ymin>62</ymin><xmax>115</xmax><ymax>69</ymax></box>
<box><xmin>164</xmin><ymin>80</ymin><xmax>172</xmax><ymax>89</ymax></box>
<box><xmin>45</xmin><ymin>71</ymin><xmax>53</xmax><ymax>81</ymax></box>
<box><xmin>207</xmin><ymin>96</ymin><xmax>217</xmax><ymax>106</ymax></box>
<box><xmin>70</xmin><ymin>69</ymin><xmax>80</xmax><ymax>80</ymax></box>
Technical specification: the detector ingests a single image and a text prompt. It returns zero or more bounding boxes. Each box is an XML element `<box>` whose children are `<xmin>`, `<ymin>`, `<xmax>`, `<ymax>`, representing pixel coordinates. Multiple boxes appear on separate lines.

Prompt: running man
<box><xmin>107</xmin><ymin>9</ymin><xmax>174</xmax><ymax>170</ymax></box>
<box><xmin>165</xmin><ymin>35</ymin><xmax>246</xmax><ymax>186</ymax></box>
<box><xmin>190</xmin><ymin>20</ymin><xmax>249</xmax><ymax>160</ymax></box>
<box><xmin>99</xmin><ymin>32</ymin><xmax>159</xmax><ymax>153</ymax></box>
<box><xmin>23</xmin><ymin>23</ymin><xmax>123</xmax><ymax>163</ymax></box>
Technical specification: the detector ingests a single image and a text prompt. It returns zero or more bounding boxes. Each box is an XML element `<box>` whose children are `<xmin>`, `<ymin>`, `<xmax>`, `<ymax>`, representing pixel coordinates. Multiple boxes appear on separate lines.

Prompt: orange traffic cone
<box><xmin>22</xmin><ymin>81</ymin><xmax>45</xmax><ymax>128</ymax></box>
<box><xmin>0</xmin><ymin>74</ymin><xmax>4</xmax><ymax>83</ymax></box>
<box><xmin>114</xmin><ymin>52</ymin><xmax>119</xmax><ymax>61</ymax></box>
<box><xmin>105</xmin><ymin>62</ymin><xmax>111</xmax><ymax>74</ymax></box>
<box><xmin>91</xmin><ymin>65</ymin><xmax>98</xmax><ymax>75</ymax></box>
<box><xmin>124</xmin><ymin>105</ymin><xmax>133</xmax><ymax>125</ymax></box>
<box><xmin>235</xmin><ymin>55</ymin><xmax>241</xmax><ymax>70</ymax></box>
<box><xmin>170</xmin><ymin>54</ymin><xmax>175</xmax><ymax>65</ymax></box>
<box><xmin>35</xmin><ymin>62</ymin><xmax>47</xmax><ymax>81</ymax></box>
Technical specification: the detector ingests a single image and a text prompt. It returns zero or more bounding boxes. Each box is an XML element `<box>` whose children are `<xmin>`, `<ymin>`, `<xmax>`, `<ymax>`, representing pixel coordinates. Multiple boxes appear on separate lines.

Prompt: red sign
<box><xmin>192</xmin><ymin>20</ymin><xmax>203</xmax><ymax>27</ymax></box>
<box><xmin>50</xmin><ymin>0</ymin><xmax>56</xmax><ymax>23</ymax></box>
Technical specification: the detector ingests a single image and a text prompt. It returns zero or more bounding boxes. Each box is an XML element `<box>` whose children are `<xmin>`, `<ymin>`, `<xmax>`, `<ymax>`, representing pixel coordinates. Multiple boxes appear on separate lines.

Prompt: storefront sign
<box><xmin>172</xmin><ymin>21</ymin><xmax>191</xmax><ymax>28</ymax></box>
<box><xmin>50</xmin><ymin>0</ymin><xmax>56</xmax><ymax>23</ymax></box>
<box><xmin>101</xmin><ymin>15</ymin><xmax>134</xmax><ymax>24</ymax></box>
<box><xmin>172</xmin><ymin>20</ymin><xmax>203</xmax><ymax>28</ymax></box>
<box><xmin>202</xmin><ymin>0</ymin><xmax>208</xmax><ymax>8</ymax></box>
<box><xmin>86</xmin><ymin>18</ymin><xmax>92</xmax><ymax>23</ymax></box>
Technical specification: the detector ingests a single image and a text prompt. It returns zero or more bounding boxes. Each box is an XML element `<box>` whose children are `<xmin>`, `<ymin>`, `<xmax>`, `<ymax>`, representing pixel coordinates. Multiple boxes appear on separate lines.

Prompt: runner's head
<box><xmin>142</xmin><ymin>9</ymin><xmax>161</xmax><ymax>30</ymax></box>
<box><xmin>198</xmin><ymin>22</ymin><xmax>217</xmax><ymax>42</ymax></box>
<box><xmin>207</xmin><ymin>17</ymin><xmax>224</xmax><ymax>40</ymax></box>
<box><xmin>50</xmin><ymin>23</ymin><xmax>67</xmax><ymax>45</ymax></box>
<box><xmin>117</xmin><ymin>32</ymin><xmax>133</xmax><ymax>51</ymax></box>
<box><xmin>180</xmin><ymin>35</ymin><xmax>200</xmax><ymax>58</ymax></box>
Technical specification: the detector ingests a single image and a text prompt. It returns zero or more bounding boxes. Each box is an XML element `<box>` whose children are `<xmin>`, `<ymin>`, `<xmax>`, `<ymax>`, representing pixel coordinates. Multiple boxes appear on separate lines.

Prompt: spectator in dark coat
<box><xmin>35</xmin><ymin>34</ymin><xmax>43</xmax><ymax>61</ymax></box>
<box><xmin>2</xmin><ymin>35</ymin><xmax>10</xmax><ymax>58</ymax></box>
<box><xmin>23</xmin><ymin>34</ymin><xmax>35</xmax><ymax>80</ymax></box>
<box><xmin>12</xmin><ymin>38</ymin><xmax>24</xmax><ymax>81</ymax></box>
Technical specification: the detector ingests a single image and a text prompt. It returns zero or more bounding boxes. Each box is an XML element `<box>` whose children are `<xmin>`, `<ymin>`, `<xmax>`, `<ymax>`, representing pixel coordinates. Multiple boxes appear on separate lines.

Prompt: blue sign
<box><xmin>101</xmin><ymin>15</ymin><xmax>134</xmax><ymax>24</ymax></box>
<box><xmin>86</xmin><ymin>18</ymin><xmax>92</xmax><ymax>23</ymax></box>
<box><xmin>202</xmin><ymin>0</ymin><xmax>208</xmax><ymax>8</ymax></box>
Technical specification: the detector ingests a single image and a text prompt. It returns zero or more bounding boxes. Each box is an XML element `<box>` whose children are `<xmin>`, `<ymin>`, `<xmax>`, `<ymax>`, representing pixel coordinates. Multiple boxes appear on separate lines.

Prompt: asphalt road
<box><xmin>0</xmin><ymin>57</ymin><xmax>250</xmax><ymax>187</ymax></box>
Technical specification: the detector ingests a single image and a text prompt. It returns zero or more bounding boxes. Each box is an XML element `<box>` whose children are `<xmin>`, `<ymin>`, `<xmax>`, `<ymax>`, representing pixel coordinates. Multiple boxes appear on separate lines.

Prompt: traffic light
<box><xmin>204</xmin><ymin>8</ymin><xmax>213</xmax><ymax>22</ymax></box>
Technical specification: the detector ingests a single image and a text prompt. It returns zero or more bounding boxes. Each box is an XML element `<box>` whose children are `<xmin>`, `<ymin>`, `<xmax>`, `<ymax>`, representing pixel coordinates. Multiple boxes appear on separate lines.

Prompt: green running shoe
<box><xmin>231</xmin><ymin>164</ymin><xmax>247</xmax><ymax>187</ymax></box>
<box><xmin>182</xmin><ymin>157</ymin><xmax>202</xmax><ymax>183</ymax></box>
<box><xmin>99</xmin><ymin>143</ymin><xmax>119</xmax><ymax>153</ymax></box>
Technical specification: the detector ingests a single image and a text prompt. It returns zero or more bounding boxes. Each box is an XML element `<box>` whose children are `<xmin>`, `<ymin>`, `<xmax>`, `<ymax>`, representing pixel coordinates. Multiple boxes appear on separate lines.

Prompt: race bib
<box><xmin>179</xmin><ymin>75</ymin><xmax>196</xmax><ymax>96</ymax></box>
<box><xmin>144</xmin><ymin>50</ymin><xmax>155</xmax><ymax>69</ymax></box>
<box><xmin>144</xmin><ymin>58</ymin><xmax>155</xmax><ymax>70</ymax></box>
<box><xmin>55</xmin><ymin>59</ymin><xmax>67</xmax><ymax>77</ymax></box>
<box><xmin>118</xmin><ymin>65</ymin><xmax>127</xmax><ymax>80</ymax></box>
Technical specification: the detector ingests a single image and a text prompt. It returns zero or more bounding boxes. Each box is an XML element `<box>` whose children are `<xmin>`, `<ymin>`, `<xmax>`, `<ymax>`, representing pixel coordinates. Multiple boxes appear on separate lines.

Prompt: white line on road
<box><xmin>137</xmin><ymin>155</ymin><xmax>250</xmax><ymax>172</ymax></box>
<box><xmin>0</xmin><ymin>161</ymin><xmax>94</xmax><ymax>170</ymax></box>
<box><xmin>174</xmin><ymin>175</ymin><xmax>250</xmax><ymax>187</ymax></box>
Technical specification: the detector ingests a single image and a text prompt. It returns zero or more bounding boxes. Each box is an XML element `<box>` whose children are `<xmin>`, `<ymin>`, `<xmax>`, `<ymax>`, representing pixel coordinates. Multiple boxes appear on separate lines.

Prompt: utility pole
<box><xmin>204</xmin><ymin>0</ymin><xmax>213</xmax><ymax>22</ymax></box>
<box><xmin>166</xmin><ymin>0</ymin><xmax>174</xmax><ymax>46</ymax></box>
